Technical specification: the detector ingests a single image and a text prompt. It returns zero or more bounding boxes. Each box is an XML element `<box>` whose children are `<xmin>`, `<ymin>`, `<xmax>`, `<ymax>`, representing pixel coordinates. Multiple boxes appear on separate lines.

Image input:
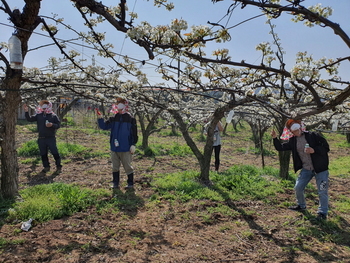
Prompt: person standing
<box><xmin>204</xmin><ymin>119</ymin><xmax>224</xmax><ymax>172</ymax></box>
<box><xmin>23</xmin><ymin>100</ymin><xmax>62</xmax><ymax>173</ymax></box>
<box><xmin>271</xmin><ymin>119</ymin><xmax>330</xmax><ymax>220</ymax></box>
<box><xmin>212</xmin><ymin>121</ymin><xmax>224</xmax><ymax>172</ymax></box>
<box><xmin>97</xmin><ymin>97</ymin><xmax>138</xmax><ymax>190</ymax></box>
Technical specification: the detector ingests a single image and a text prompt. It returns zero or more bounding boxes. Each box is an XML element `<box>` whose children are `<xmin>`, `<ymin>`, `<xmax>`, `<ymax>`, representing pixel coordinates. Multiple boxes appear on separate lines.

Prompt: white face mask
<box><xmin>117</xmin><ymin>103</ymin><xmax>125</xmax><ymax>110</ymax></box>
<box><xmin>41</xmin><ymin>104</ymin><xmax>48</xmax><ymax>109</ymax></box>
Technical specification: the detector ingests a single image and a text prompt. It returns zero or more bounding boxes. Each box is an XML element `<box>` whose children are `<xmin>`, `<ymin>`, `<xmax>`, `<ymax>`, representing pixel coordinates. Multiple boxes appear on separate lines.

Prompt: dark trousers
<box><xmin>38</xmin><ymin>137</ymin><xmax>61</xmax><ymax>168</ymax></box>
<box><xmin>212</xmin><ymin>145</ymin><xmax>221</xmax><ymax>171</ymax></box>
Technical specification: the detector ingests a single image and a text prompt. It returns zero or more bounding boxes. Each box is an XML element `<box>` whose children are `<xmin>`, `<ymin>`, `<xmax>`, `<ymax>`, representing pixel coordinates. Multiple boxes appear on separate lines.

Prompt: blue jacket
<box><xmin>25</xmin><ymin>112</ymin><xmax>60</xmax><ymax>137</ymax></box>
<box><xmin>273</xmin><ymin>131</ymin><xmax>330</xmax><ymax>173</ymax></box>
<box><xmin>98</xmin><ymin>113</ymin><xmax>138</xmax><ymax>152</ymax></box>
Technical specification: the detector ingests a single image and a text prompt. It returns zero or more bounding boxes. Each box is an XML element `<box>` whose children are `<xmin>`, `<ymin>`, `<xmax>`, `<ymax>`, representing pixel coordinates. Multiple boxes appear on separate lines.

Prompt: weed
<box><xmin>6</xmin><ymin>183</ymin><xmax>107</xmax><ymax>223</ymax></box>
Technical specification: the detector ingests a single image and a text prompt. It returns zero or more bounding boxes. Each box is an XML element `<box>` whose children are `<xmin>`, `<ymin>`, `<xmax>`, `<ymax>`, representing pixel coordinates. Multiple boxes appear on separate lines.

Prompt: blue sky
<box><xmin>1</xmin><ymin>0</ymin><xmax>349</xmax><ymax>85</ymax></box>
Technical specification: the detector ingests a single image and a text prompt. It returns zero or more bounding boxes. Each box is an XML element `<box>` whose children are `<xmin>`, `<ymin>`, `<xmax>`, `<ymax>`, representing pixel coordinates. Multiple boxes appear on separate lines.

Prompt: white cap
<box><xmin>290</xmin><ymin>123</ymin><xmax>301</xmax><ymax>131</ymax></box>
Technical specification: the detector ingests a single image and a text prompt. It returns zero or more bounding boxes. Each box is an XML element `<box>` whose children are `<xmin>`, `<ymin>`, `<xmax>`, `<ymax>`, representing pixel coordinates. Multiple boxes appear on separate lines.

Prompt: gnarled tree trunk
<box><xmin>0</xmin><ymin>72</ymin><xmax>22</xmax><ymax>199</ymax></box>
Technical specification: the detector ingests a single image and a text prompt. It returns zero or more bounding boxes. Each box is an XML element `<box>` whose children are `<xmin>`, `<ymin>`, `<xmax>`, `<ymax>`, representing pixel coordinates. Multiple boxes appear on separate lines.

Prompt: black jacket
<box><xmin>25</xmin><ymin>112</ymin><xmax>60</xmax><ymax>137</ymax></box>
<box><xmin>273</xmin><ymin>131</ymin><xmax>330</xmax><ymax>173</ymax></box>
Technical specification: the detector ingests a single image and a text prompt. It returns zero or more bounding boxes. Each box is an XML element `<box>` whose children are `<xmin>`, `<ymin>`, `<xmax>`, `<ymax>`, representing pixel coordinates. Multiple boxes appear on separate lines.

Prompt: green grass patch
<box><xmin>152</xmin><ymin>165</ymin><xmax>284</xmax><ymax>203</ymax></box>
<box><xmin>0</xmin><ymin>237</ymin><xmax>26</xmax><ymax>249</ymax></box>
<box><xmin>144</xmin><ymin>142</ymin><xmax>193</xmax><ymax>157</ymax></box>
<box><xmin>17</xmin><ymin>139</ymin><xmax>96</xmax><ymax>159</ymax></box>
<box><xmin>5</xmin><ymin>183</ymin><xmax>110</xmax><ymax>223</ymax></box>
<box><xmin>329</xmin><ymin>156</ymin><xmax>350</xmax><ymax>177</ymax></box>
<box><xmin>334</xmin><ymin>195</ymin><xmax>350</xmax><ymax>214</ymax></box>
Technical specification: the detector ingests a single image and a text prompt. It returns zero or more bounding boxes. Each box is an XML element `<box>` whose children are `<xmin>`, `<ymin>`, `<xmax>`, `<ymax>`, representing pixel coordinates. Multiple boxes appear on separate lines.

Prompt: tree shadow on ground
<box><xmin>214</xmin><ymin>187</ymin><xmax>350</xmax><ymax>263</ymax></box>
<box><xmin>26</xmin><ymin>170</ymin><xmax>61</xmax><ymax>186</ymax></box>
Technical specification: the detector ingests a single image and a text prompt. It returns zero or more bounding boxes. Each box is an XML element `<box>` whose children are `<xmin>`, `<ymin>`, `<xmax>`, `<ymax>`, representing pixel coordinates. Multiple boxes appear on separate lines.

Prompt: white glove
<box><xmin>130</xmin><ymin>145</ymin><xmax>136</xmax><ymax>154</ymax></box>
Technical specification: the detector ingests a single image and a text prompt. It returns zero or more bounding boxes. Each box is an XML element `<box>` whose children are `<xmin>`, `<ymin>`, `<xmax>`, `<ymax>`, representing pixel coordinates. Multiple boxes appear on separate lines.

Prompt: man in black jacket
<box><xmin>24</xmin><ymin>100</ymin><xmax>62</xmax><ymax>173</ymax></box>
<box><xmin>271</xmin><ymin>119</ymin><xmax>330</xmax><ymax>220</ymax></box>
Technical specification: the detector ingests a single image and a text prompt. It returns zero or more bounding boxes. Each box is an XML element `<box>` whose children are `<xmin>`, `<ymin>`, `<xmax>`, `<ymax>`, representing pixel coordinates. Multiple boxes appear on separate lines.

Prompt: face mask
<box><xmin>117</xmin><ymin>103</ymin><xmax>125</xmax><ymax>110</ymax></box>
<box><xmin>41</xmin><ymin>104</ymin><xmax>48</xmax><ymax>109</ymax></box>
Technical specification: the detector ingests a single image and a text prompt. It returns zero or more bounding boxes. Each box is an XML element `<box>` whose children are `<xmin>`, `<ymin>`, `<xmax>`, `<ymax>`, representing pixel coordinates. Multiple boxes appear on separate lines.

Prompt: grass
<box><xmin>334</xmin><ymin>195</ymin><xmax>350</xmax><ymax>214</ymax></box>
<box><xmin>0</xmin><ymin>237</ymin><xmax>26</xmax><ymax>249</ymax></box>
<box><xmin>5</xmin><ymin>183</ymin><xmax>110</xmax><ymax>223</ymax></box>
<box><xmin>150</xmin><ymin>165</ymin><xmax>289</xmax><ymax>203</ymax></box>
<box><xmin>329</xmin><ymin>156</ymin><xmax>350</xmax><ymax>177</ymax></box>
<box><xmin>6</xmin><ymin>120</ymin><xmax>350</xmax><ymax>260</ymax></box>
<box><xmin>143</xmin><ymin>142</ymin><xmax>193</xmax><ymax>157</ymax></box>
<box><xmin>17</xmin><ymin>139</ymin><xmax>108</xmax><ymax>159</ymax></box>
<box><xmin>1</xmin><ymin>164</ymin><xmax>287</xmax><ymax>225</ymax></box>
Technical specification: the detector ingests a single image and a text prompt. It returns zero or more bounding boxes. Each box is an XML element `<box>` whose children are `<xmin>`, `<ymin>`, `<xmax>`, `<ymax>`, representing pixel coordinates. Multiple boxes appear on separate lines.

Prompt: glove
<box><xmin>130</xmin><ymin>145</ymin><xmax>136</xmax><ymax>154</ymax></box>
<box><xmin>95</xmin><ymin>108</ymin><xmax>102</xmax><ymax>116</ymax></box>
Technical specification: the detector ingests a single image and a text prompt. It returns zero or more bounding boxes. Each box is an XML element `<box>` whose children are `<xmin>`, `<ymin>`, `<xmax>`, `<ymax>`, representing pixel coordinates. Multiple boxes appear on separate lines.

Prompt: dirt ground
<box><xmin>1</xmin><ymin>127</ymin><xmax>350</xmax><ymax>263</ymax></box>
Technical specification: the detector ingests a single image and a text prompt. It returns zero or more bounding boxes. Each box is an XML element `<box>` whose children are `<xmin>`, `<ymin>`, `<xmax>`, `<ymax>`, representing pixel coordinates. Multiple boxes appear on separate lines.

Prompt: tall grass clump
<box><xmin>151</xmin><ymin>165</ymin><xmax>285</xmax><ymax>203</ymax></box>
<box><xmin>211</xmin><ymin>165</ymin><xmax>284</xmax><ymax>201</ymax></box>
<box><xmin>152</xmin><ymin>171</ymin><xmax>223</xmax><ymax>202</ymax></box>
<box><xmin>6</xmin><ymin>183</ymin><xmax>109</xmax><ymax>223</ymax></box>
<box><xmin>17</xmin><ymin>140</ymin><xmax>40</xmax><ymax>157</ymax></box>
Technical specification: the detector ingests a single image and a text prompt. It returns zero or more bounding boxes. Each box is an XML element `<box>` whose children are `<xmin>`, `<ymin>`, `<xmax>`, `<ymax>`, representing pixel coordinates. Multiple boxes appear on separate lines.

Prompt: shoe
<box><xmin>56</xmin><ymin>166</ymin><xmax>62</xmax><ymax>173</ymax></box>
<box><xmin>124</xmin><ymin>185</ymin><xmax>134</xmax><ymax>190</ymax></box>
<box><xmin>316</xmin><ymin>213</ymin><xmax>327</xmax><ymax>221</ymax></box>
<box><xmin>41</xmin><ymin>167</ymin><xmax>50</xmax><ymax>173</ymax></box>
<box><xmin>288</xmin><ymin>205</ymin><xmax>306</xmax><ymax>211</ymax></box>
<box><xmin>111</xmin><ymin>183</ymin><xmax>119</xmax><ymax>189</ymax></box>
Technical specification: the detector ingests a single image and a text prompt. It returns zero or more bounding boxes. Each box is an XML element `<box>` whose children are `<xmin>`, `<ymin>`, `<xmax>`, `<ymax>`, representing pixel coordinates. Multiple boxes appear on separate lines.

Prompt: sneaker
<box><xmin>288</xmin><ymin>205</ymin><xmax>306</xmax><ymax>211</ymax></box>
<box><xmin>41</xmin><ymin>167</ymin><xmax>50</xmax><ymax>173</ymax></box>
<box><xmin>124</xmin><ymin>185</ymin><xmax>134</xmax><ymax>190</ymax></box>
<box><xmin>316</xmin><ymin>213</ymin><xmax>327</xmax><ymax>221</ymax></box>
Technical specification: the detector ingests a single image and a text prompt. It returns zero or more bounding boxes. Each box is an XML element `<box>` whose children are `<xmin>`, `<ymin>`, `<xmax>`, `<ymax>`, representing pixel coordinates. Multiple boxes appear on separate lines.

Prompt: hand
<box><xmin>46</xmin><ymin>122</ymin><xmax>53</xmax><ymax>127</ymax></box>
<box><xmin>23</xmin><ymin>104</ymin><xmax>28</xmax><ymax>112</ymax></box>
<box><xmin>271</xmin><ymin>130</ymin><xmax>277</xmax><ymax>138</ymax></box>
<box><xmin>130</xmin><ymin>145</ymin><xmax>136</xmax><ymax>154</ymax></box>
<box><xmin>304</xmin><ymin>147</ymin><xmax>315</xmax><ymax>154</ymax></box>
<box><xmin>95</xmin><ymin>108</ymin><xmax>102</xmax><ymax>118</ymax></box>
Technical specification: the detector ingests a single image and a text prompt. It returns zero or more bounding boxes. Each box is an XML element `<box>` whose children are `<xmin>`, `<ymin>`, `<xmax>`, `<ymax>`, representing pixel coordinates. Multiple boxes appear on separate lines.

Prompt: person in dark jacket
<box><xmin>97</xmin><ymin>97</ymin><xmax>138</xmax><ymax>190</ymax></box>
<box><xmin>23</xmin><ymin>100</ymin><xmax>62</xmax><ymax>173</ymax></box>
<box><xmin>271</xmin><ymin>119</ymin><xmax>330</xmax><ymax>220</ymax></box>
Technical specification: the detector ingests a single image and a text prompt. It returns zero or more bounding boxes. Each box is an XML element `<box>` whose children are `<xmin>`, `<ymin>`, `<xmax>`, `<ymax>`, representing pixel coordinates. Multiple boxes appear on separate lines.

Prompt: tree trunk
<box><xmin>278</xmin><ymin>150</ymin><xmax>291</xmax><ymax>179</ymax></box>
<box><xmin>58</xmin><ymin>98</ymin><xmax>80</xmax><ymax>121</ymax></box>
<box><xmin>136</xmin><ymin>113</ymin><xmax>150</xmax><ymax>149</ymax></box>
<box><xmin>135</xmin><ymin>109</ymin><xmax>164</xmax><ymax>150</ymax></box>
<box><xmin>0</xmin><ymin>73</ymin><xmax>22</xmax><ymax>199</ymax></box>
<box><xmin>168</xmin><ymin>110</ymin><xmax>210</xmax><ymax>183</ymax></box>
<box><xmin>171</xmin><ymin>124</ymin><xmax>177</xmax><ymax>136</ymax></box>
<box><xmin>346</xmin><ymin>133</ymin><xmax>350</xmax><ymax>143</ymax></box>
<box><xmin>168</xmin><ymin>109</ymin><xmax>226</xmax><ymax>186</ymax></box>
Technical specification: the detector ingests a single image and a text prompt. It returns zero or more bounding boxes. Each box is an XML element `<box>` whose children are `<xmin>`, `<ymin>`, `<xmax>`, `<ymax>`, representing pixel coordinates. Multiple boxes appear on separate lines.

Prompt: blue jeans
<box><xmin>295</xmin><ymin>169</ymin><xmax>329</xmax><ymax>215</ymax></box>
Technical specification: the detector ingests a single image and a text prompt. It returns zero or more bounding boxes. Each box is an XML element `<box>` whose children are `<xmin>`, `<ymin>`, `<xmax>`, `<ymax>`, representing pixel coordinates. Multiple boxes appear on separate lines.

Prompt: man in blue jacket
<box><xmin>271</xmin><ymin>119</ymin><xmax>330</xmax><ymax>220</ymax></box>
<box><xmin>24</xmin><ymin>100</ymin><xmax>62</xmax><ymax>173</ymax></box>
<box><xmin>97</xmin><ymin>97</ymin><xmax>138</xmax><ymax>190</ymax></box>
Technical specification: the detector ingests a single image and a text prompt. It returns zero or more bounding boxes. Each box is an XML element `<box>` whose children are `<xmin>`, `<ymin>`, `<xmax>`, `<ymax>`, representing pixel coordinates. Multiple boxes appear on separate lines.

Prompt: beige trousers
<box><xmin>111</xmin><ymin>151</ymin><xmax>133</xmax><ymax>175</ymax></box>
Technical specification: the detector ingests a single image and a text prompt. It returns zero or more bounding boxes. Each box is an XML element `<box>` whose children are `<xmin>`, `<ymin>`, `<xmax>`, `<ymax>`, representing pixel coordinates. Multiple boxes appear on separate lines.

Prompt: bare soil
<box><xmin>1</xmin><ymin>126</ymin><xmax>350</xmax><ymax>263</ymax></box>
